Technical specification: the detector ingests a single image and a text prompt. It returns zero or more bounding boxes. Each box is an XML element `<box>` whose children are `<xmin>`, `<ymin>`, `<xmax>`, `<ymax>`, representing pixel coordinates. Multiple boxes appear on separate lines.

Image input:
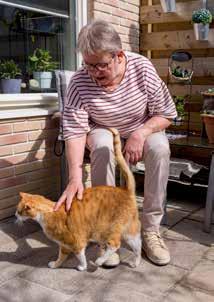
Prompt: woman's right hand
<box><xmin>53</xmin><ymin>180</ymin><xmax>84</xmax><ymax>212</ymax></box>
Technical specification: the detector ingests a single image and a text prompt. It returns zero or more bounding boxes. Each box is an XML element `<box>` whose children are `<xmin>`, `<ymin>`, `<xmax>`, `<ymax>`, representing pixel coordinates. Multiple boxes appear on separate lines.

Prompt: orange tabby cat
<box><xmin>16</xmin><ymin>128</ymin><xmax>142</xmax><ymax>271</ymax></box>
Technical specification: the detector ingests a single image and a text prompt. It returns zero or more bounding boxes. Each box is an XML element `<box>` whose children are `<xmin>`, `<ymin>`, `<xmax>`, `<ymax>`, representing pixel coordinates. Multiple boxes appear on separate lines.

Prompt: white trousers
<box><xmin>87</xmin><ymin>128</ymin><xmax>170</xmax><ymax>231</ymax></box>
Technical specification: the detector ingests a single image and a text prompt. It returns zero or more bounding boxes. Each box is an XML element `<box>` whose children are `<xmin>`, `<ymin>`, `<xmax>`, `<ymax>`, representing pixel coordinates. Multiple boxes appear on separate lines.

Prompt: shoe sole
<box><xmin>142</xmin><ymin>246</ymin><xmax>170</xmax><ymax>266</ymax></box>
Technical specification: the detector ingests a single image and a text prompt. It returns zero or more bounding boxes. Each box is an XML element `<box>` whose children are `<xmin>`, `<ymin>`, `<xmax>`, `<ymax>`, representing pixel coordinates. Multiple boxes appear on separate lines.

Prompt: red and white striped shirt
<box><xmin>63</xmin><ymin>52</ymin><xmax>177</xmax><ymax>140</ymax></box>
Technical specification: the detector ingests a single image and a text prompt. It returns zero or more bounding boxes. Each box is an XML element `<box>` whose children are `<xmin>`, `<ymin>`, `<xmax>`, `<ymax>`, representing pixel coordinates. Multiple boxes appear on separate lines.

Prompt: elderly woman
<box><xmin>54</xmin><ymin>20</ymin><xmax>177</xmax><ymax>266</ymax></box>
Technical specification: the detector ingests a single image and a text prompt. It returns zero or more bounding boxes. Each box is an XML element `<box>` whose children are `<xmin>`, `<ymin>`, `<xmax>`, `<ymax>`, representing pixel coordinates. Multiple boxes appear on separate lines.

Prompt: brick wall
<box><xmin>89</xmin><ymin>0</ymin><xmax>140</xmax><ymax>52</ymax></box>
<box><xmin>0</xmin><ymin>115</ymin><xmax>61</xmax><ymax>220</ymax></box>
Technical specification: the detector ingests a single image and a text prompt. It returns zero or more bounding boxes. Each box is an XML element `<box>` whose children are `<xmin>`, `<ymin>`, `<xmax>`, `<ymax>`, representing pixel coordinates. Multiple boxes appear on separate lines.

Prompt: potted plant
<box><xmin>192</xmin><ymin>8</ymin><xmax>212</xmax><ymax>40</ymax></box>
<box><xmin>170</xmin><ymin>64</ymin><xmax>193</xmax><ymax>82</ymax></box>
<box><xmin>0</xmin><ymin>60</ymin><xmax>22</xmax><ymax>93</ymax></box>
<box><xmin>160</xmin><ymin>0</ymin><xmax>176</xmax><ymax>13</ymax></box>
<box><xmin>200</xmin><ymin>88</ymin><xmax>214</xmax><ymax>143</ymax></box>
<box><xmin>28</xmin><ymin>48</ymin><xmax>58</xmax><ymax>89</ymax></box>
<box><xmin>173</xmin><ymin>95</ymin><xmax>186</xmax><ymax>126</ymax></box>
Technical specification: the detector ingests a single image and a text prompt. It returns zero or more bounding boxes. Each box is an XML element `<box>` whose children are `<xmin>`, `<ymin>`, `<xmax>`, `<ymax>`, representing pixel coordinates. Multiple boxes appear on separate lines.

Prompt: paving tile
<box><xmin>0</xmin><ymin>277</ymin><xmax>70</xmax><ymax>302</ymax></box>
<box><xmin>96</xmin><ymin>261</ymin><xmax>186</xmax><ymax>300</ymax></box>
<box><xmin>182</xmin><ymin>259</ymin><xmax>214</xmax><ymax>292</ymax></box>
<box><xmin>204</xmin><ymin>245</ymin><xmax>214</xmax><ymax>261</ymax></box>
<box><xmin>67</xmin><ymin>281</ymin><xmax>156</xmax><ymax>302</ymax></box>
<box><xmin>0</xmin><ymin>218</ymin><xmax>40</xmax><ymax>246</ymax></box>
<box><xmin>189</xmin><ymin>208</ymin><xmax>214</xmax><ymax>223</ymax></box>
<box><xmin>0</xmin><ymin>231</ymin><xmax>56</xmax><ymax>285</ymax></box>
<box><xmin>165</xmin><ymin>219</ymin><xmax>214</xmax><ymax>246</ymax></box>
<box><xmin>166</xmin><ymin>198</ymin><xmax>203</xmax><ymax>212</ymax></box>
<box><xmin>164</xmin><ymin>208</ymin><xmax>190</xmax><ymax>227</ymax></box>
<box><xmin>163</xmin><ymin>284</ymin><xmax>214</xmax><ymax>302</ymax></box>
<box><xmin>163</xmin><ymin>226</ymin><xmax>209</xmax><ymax>270</ymax></box>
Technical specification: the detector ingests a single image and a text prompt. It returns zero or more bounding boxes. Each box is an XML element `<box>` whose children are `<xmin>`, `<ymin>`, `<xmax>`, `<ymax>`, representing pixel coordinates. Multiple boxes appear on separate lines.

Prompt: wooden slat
<box><xmin>167</xmin><ymin>84</ymin><xmax>213</xmax><ymax>96</ymax></box>
<box><xmin>151</xmin><ymin>49</ymin><xmax>214</xmax><ymax>59</ymax></box>
<box><xmin>140</xmin><ymin>0</ymin><xmax>214</xmax><ymax>24</ymax></box>
<box><xmin>141</xmin><ymin>29</ymin><xmax>214</xmax><ymax>50</ymax></box>
<box><xmin>152</xmin><ymin>57</ymin><xmax>214</xmax><ymax>77</ymax></box>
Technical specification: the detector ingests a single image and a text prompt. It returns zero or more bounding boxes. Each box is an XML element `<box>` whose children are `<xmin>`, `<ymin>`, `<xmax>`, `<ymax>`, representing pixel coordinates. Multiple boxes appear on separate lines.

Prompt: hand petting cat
<box><xmin>53</xmin><ymin>180</ymin><xmax>84</xmax><ymax>212</ymax></box>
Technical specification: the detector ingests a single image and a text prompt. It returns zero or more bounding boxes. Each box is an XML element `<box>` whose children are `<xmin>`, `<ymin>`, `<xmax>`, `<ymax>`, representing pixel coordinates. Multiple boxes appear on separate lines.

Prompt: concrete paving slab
<box><xmin>163</xmin><ymin>284</ymin><xmax>214</xmax><ymax>302</ymax></box>
<box><xmin>66</xmin><ymin>280</ymin><xmax>156</xmax><ymax>302</ymax></box>
<box><xmin>164</xmin><ymin>208</ymin><xmax>190</xmax><ymax>227</ymax></box>
<box><xmin>96</xmin><ymin>261</ymin><xmax>186</xmax><ymax>300</ymax></box>
<box><xmin>204</xmin><ymin>245</ymin><xmax>214</xmax><ymax>261</ymax></box>
<box><xmin>182</xmin><ymin>259</ymin><xmax>214</xmax><ymax>292</ymax></box>
<box><xmin>165</xmin><ymin>219</ymin><xmax>214</xmax><ymax>246</ymax></box>
<box><xmin>189</xmin><ymin>208</ymin><xmax>214</xmax><ymax>223</ymax></box>
<box><xmin>167</xmin><ymin>198</ymin><xmax>203</xmax><ymax>213</ymax></box>
<box><xmin>0</xmin><ymin>218</ymin><xmax>40</xmax><ymax>245</ymax></box>
<box><xmin>163</xmin><ymin>226</ymin><xmax>209</xmax><ymax>270</ymax></box>
<box><xmin>0</xmin><ymin>277</ymin><xmax>70</xmax><ymax>302</ymax></box>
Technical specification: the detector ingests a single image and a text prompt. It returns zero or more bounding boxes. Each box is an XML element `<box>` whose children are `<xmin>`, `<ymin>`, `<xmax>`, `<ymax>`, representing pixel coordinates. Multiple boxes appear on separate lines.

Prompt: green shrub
<box><xmin>192</xmin><ymin>8</ymin><xmax>212</xmax><ymax>25</ymax></box>
<box><xmin>0</xmin><ymin>60</ymin><xmax>21</xmax><ymax>79</ymax></box>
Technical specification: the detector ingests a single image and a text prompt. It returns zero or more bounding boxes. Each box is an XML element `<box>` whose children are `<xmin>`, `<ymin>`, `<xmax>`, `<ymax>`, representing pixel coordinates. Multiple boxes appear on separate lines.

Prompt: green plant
<box><xmin>0</xmin><ymin>60</ymin><xmax>21</xmax><ymax>79</ymax></box>
<box><xmin>173</xmin><ymin>95</ymin><xmax>186</xmax><ymax>117</ymax></box>
<box><xmin>192</xmin><ymin>8</ymin><xmax>212</xmax><ymax>25</ymax></box>
<box><xmin>171</xmin><ymin>65</ymin><xmax>192</xmax><ymax>79</ymax></box>
<box><xmin>28</xmin><ymin>48</ymin><xmax>58</xmax><ymax>72</ymax></box>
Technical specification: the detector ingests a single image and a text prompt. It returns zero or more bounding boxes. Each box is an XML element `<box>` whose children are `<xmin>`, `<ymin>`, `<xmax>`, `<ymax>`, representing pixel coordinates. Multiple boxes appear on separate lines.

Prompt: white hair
<box><xmin>77</xmin><ymin>20</ymin><xmax>122</xmax><ymax>55</ymax></box>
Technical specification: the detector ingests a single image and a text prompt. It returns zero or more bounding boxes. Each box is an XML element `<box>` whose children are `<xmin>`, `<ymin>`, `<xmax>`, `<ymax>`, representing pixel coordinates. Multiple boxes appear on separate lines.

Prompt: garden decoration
<box><xmin>192</xmin><ymin>8</ymin><xmax>212</xmax><ymax>40</ymax></box>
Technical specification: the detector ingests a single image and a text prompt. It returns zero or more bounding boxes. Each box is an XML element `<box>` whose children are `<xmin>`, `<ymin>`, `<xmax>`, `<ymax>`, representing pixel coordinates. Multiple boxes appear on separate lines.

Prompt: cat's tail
<box><xmin>108</xmin><ymin>128</ymin><xmax>135</xmax><ymax>196</ymax></box>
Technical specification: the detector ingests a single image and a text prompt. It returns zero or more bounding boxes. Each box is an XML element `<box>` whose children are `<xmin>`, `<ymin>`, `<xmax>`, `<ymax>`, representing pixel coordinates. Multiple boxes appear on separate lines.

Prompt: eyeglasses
<box><xmin>82</xmin><ymin>54</ymin><xmax>115</xmax><ymax>72</ymax></box>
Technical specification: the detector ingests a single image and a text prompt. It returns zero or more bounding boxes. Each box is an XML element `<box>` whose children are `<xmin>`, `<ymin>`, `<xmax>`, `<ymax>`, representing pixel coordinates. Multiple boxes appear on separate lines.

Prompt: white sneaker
<box><xmin>99</xmin><ymin>247</ymin><xmax>120</xmax><ymax>267</ymax></box>
<box><xmin>142</xmin><ymin>231</ymin><xmax>170</xmax><ymax>265</ymax></box>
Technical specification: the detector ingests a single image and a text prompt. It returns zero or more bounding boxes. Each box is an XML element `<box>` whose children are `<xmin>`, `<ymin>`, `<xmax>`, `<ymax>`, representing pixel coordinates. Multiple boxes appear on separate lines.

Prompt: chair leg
<box><xmin>204</xmin><ymin>152</ymin><xmax>214</xmax><ymax>233</ymax></box>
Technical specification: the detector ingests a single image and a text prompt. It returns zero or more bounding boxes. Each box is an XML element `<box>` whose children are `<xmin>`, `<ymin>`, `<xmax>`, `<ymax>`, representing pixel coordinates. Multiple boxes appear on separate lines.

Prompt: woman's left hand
<box><xmin>123</xmin><ymin>129</ymin><xmax>146</xmax><ymax>164</ymax></box>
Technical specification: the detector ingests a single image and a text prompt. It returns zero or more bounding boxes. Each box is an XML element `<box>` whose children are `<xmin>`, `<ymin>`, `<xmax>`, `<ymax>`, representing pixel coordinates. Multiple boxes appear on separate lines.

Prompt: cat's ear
<box><xmin>19</xmin><ymin>192</ymin><xmax>31</xmax><ymax>199</ymax></box>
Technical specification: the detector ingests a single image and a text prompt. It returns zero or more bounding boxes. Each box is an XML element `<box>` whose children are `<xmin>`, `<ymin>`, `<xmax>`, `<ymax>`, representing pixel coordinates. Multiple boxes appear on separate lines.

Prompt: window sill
<box><xmin>0</xmin><ymin>93</ymin><xmax>59</xmax><ymax>119</ymax></box>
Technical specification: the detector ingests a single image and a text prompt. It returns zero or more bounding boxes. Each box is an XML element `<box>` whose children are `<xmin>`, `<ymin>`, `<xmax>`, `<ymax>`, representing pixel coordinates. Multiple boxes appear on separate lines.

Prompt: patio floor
<box><xmin>0</xmin><ymin>183</ymin><xmax>213</xmax><ymax>302</ymax></box>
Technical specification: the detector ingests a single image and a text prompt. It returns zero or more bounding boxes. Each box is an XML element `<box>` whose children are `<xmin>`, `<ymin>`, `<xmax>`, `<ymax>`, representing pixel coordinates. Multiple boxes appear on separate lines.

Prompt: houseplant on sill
<box><xmin>192</xmin><ymin>8</ymin><xmax>212</xmax><ymax>41</ymax></box>
<box><xmin>0</xmin><ymin>60</ymin><xmax>22</xmax><ymax>93</ymax></box>
<box><xmin>28</xmin><ymin>48</ymin><xmax>58</xmax><ymax>89</ymax></box>
<box><xmin>160</xmin><ymin>0</ymin><xmax>176</xmax><ymax>13</ymax></box>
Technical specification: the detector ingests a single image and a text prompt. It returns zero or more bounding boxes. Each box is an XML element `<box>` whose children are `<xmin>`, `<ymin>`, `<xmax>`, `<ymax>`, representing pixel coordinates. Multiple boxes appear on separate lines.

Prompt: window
<box><xmin>0</xmin><ymin>0</ymin><xmax>76</xmax><ymax>93</ymax></box>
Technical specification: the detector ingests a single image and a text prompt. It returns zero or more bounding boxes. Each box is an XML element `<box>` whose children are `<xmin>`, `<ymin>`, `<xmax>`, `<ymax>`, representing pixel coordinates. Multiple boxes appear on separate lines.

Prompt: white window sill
<box><xmin>0</xmin><ymin>93</ymin><xmax>59</xmax><ymax>119</ymax></box>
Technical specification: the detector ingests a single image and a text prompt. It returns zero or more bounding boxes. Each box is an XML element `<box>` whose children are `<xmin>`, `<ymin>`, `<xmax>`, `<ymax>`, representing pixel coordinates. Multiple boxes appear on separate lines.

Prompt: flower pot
<box><xmin>33</xmin><ymin>71</ymin><xmax>52</xmax><ymax>89</ymax></box>
<box><xmin>0</xmin><ymin>79</ymin><xmax>21</xmax><ymax>93</ymax></box>
<box><xmin>160</xmin><ymin>0</ymin><xmax>176</xmax><ymax>12</ymax></box>
<box><xmin>201</xmin><ymin>114</ymin><xmax>214</xmax><ymax>144</ymax></box>
<box><xmin>193</xmin><ymin>23</ymin><xmax>209</xmax><ymax>40</ymax></box>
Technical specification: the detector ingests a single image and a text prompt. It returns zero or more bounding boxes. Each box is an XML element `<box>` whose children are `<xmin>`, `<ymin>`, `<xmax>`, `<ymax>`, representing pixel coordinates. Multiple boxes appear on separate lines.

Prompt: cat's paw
<box><xmin>48</xmin><ymin>261</ymin><xmax>58</xmax><ymax>269</ymax></box>
<box><xmin>77</xmin><ymin>264</ymin><xmax>87</xmax><ymax>271</ymax></box>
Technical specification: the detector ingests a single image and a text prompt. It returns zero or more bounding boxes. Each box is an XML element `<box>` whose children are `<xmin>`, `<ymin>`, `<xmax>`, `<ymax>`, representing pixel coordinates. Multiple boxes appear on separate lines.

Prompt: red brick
<box><xmin>0</xmin><ymin>175</ymin><xmax>27</xmax><ymax>190</ymax></box>
<box><xmin>0</xmin><ymin>154</ymin><xmax>28</xmax><ymax>168</ymax></box>
<box><xmin>13</xmin><ymin>140</ymin><xmax>45</xmax><ymax>154</ymax></box>
<box><xmin>0</xmin><ymin>145</ymin><xmax>13</xmax><ymax>156</ymax></box>
<box><xmin>0</xmin><ymin>124</ymin><xmax>12</xmax><ymax>135</ymax></box>
<box><xmin>0</xmin><ymin>133</ymin><xmax>27</xmax><ymax>146</ymax></box>
<box><xmin>15</xmin><ymin>161</ymin><xmax>44</xmax><ymax>175</ymax></box>
<box><xmin>0</xmin><ymin>195</ymin><xmax>19</xmax><ymax>210</ymax></box>
<box><xmin>0</xmin><ymin>167</ymin><xmax>14</xmax><ymax>179</ymax></box>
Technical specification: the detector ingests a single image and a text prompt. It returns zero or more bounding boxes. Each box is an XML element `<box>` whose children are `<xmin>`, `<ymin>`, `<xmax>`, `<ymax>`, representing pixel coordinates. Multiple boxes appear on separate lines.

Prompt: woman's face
<box><xmin>82</xmin><ymin>51</ymin><xmax>124</xmax><ymax>87</ymax></box>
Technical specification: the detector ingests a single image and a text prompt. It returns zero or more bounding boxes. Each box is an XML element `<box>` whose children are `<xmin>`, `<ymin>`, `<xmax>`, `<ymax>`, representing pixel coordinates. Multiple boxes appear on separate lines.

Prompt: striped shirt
<box><xmin>63</xmin><ymin>51</ymin><xmax>177</xmax><ymax>140</ymax></box>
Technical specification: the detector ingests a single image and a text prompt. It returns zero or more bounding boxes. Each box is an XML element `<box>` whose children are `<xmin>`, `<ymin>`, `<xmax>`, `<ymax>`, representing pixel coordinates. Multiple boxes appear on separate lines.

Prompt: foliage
<box><xmin>192</xmin><ymin>8</ymin><xmax>212</xmax><ymax>25</ymax></box>
<box><xmin>173</xmin><ymin>95</ymin><xmax>186</xmax><ymax>117</ymax></box>
<box><xmin>28</xmin><ymin>48</ymin><xmax>58</xmax><ymax>72</ymax></box>
<box><xmin>171</xmin><ymin>65</ymin><xmax>192</xmax><ymax>79</ymax></box>
<box><xmin>0</xmin><ymin>60</ymin><xmax>21</xmax><ymax>79</ymax></box>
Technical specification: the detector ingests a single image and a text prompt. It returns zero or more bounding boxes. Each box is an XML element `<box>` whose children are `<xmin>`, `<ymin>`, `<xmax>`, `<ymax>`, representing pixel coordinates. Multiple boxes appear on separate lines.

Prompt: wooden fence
<box><xmin>140</xmin><ymin>0</ymin><xmax>214</xmax><ymax>134</ymax></box>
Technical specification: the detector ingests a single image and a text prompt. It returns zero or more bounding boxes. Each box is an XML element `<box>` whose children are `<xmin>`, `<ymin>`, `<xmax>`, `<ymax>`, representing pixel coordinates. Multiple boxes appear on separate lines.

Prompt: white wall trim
<box><xmin>75</xmin><ymin>0</ymin><xmax>88</xmax><ymax>69</ymax></box>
